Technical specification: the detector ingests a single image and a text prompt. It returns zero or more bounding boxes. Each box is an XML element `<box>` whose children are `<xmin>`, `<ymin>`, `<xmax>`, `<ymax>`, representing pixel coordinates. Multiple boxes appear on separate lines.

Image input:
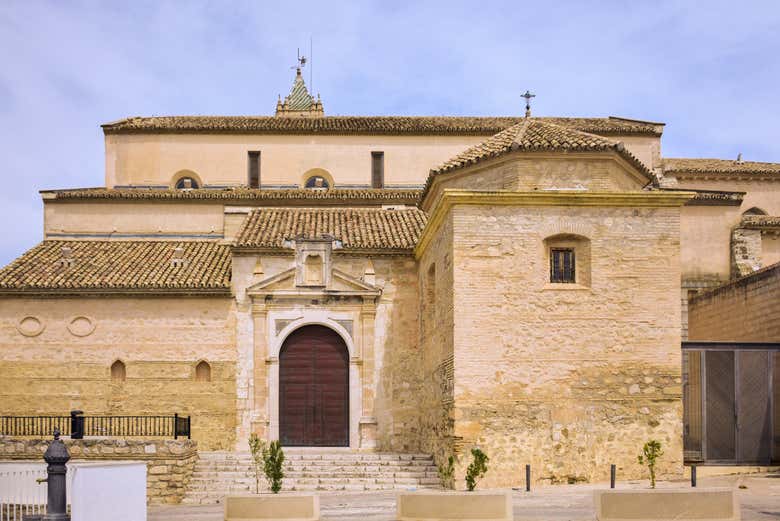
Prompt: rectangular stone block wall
<box><xmin>330</xmin><ymin>256</ymin><xmax>422</xmax><ymax>453</ymax></box>
<box><xmin>448</xmin><ymin>205</ymin><xmax>684</xmax><ymax>487</ymax></box>
<box><xmin>688</xmin><ymin>262</ymin><xmax>780</xmax><ymax>342</ymax></box>
<box><xmin>0</xmin><ymin>297</ymin><xmax>237</xmax><ymax>450</ymax></box>
<box><xmin>0</xmin><ymin>437</ymin><xmax>198</xmax><ymax>504</ymax></box>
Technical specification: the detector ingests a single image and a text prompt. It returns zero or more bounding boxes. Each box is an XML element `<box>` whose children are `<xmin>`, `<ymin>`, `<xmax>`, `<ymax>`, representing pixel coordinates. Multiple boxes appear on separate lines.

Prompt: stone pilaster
<box><xmin>358</xmin><ymin>297</ymin><xmax>378</xmax><ymax>448</ymax></box>
<box><xmin>251</xmin><ymin>302</ymin><xmax>270</xmax><ymax>439</ymax></box>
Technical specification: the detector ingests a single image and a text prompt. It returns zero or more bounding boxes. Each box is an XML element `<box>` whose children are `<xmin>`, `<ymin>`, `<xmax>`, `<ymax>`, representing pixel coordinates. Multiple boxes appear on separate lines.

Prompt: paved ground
<box><xmin>149</xmin><ymin>473</ymin><xmax>780</xmax><ymax>520</ymax></box>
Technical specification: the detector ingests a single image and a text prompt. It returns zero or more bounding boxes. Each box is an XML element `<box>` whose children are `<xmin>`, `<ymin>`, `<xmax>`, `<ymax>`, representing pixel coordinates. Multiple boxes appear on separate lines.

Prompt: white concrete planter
<box><xmin>224</xmin><ymin>494</ymin><xmax>319</xmax><ymax>521</ymax></box>
<box><xmin>594</xmin><ymin>488</ymin><xmax>739</xmax><ymax>521</ymax></box>
<box><xmin>397</xmin><ymin>490</ymin><xmax>512</xmax><ymax>521</ymax></box>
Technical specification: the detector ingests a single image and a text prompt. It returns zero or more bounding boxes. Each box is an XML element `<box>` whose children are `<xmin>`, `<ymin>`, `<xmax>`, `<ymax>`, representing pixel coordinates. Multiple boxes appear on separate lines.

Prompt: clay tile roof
<box><xmin>101</xmin><ymin>116</ymin><xmax>662</xmax><ymax>136</ymax></box>
<box><xmin>663</xmin><ymin>158</ymin><xmax>780</xmax><ymax>176</ymax></box>
<box><xmin>234</xmin><ymin>208</ymin><xmax>427</xmax><ymax>252</ymax></box>
<box><xmin>0</xmin><ymin>241</ymin><xmax>231</xmax><ymax>294</ymax></box>
<box><xmin>41</xmin><ymin>187</ymin><xmax>423</xmax><ymax>205</ymax></box>
<box><xmin>422</xmin><ymin>119</ymin><xmax>654</xmax><ymax>200</ymax></box>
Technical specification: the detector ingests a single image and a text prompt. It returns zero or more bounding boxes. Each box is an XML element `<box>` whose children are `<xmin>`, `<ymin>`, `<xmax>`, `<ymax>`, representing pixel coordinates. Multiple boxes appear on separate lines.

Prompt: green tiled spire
<box><xmin>276</xmin><ymin>68</ymin><xmax>324</xmax><ymax>117</ymax></box>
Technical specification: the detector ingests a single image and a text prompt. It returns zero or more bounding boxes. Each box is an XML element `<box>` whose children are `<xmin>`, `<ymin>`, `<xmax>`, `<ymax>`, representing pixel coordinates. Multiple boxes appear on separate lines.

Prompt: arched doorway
<box><xmin>279</xmin><ymin>325</ymin><xmax>349</xmax><ymax>446</ymax></box>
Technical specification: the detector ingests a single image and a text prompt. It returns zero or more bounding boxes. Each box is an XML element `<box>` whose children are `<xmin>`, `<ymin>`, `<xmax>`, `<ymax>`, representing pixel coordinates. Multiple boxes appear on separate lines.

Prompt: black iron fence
<box><xmin>0</xmin><ymin>411</ymin><xmax>190</xmax><ymax>439</ymax></box>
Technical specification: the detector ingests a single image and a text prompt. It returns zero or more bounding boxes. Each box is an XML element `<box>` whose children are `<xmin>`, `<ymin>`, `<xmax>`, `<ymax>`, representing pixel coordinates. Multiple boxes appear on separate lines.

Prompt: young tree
<box><xmin>638</xmin><ymin>440</ymin><xmax>664</xmax><ymax>488</ymax></box>
<box><xmin>248</xmin><ymin>433</ymin><xmax>266</xmax><ymax>494</ymax></box>
<box><xmin>465</xmin><ymin>447</ymin><xmax>489</xmax><ymax>491</ymax></box>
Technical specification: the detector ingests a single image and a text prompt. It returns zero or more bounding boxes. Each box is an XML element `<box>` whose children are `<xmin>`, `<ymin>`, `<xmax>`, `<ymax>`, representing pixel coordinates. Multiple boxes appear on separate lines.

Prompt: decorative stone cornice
<box><xmin>414</xmin><ymin>189</ymin><xmax>695</xmax><ymax>259</ymax></box>
<box><xmin>741</xmin><ymin>215</ymin><xmax>780</xmax><ymax>231</ymax></box>
<box><xmin>658</xmin><ymin>188</ymin><xmax>745</xmax><ymax>206</ymax></box>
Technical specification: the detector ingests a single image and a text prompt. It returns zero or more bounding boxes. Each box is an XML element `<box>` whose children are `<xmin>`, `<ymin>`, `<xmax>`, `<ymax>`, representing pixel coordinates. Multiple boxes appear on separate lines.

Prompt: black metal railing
<box><xmin>0</xmin><ymin>412</ymin><xmax>190</xmax><ymax>439</ymax></box>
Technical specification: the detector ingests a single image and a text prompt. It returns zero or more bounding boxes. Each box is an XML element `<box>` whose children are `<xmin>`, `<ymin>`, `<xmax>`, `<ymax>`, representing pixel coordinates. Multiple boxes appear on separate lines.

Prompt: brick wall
<box><xmin>688</xmin><ymin>262</ymin><xmax>780</xmax><ymax>341</ymax></box>
<box><xmin>415</xmin><ymin>212</ymin><xmax>457</xmax><ymax>474</ymax></box>
<box><xmin>447</xmin><ymin>203</ymin><xmax>684</xmax><ymax>487</ymax></box>
<box><xmin>0</xmin><ymin>297</ymin><xmax>237</xmax><ymax>450</ymax></box>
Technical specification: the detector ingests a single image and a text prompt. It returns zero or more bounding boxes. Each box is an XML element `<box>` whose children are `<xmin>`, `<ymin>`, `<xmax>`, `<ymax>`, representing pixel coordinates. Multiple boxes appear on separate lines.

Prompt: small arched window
<box><xmin>171</xmin><ymin>170</ymin><xmax>202</xmax><ymax>190</ymax></box>
<box><xmin>111</xmin><ymin>360</ymin><xmax>126</xmax><ymax>382</ymax></box>
<box><xmin>175</xmin><ymin>177</ymin><xmax>199</xmax><ymax>189</ymax></box>
<box><xmin>195</xmin><ymin>361</ymin><xmax>211</xmax><ymax>382</ymax></box>
<box><xmin>742</xmin><ymin>207</ymin><xmax>767</xmax><ymax>216</ymax></box>
<box><xmin>304</xmin><ymin>176</ymin><xmax>329</xmax><ymax>189</ymax></box>
<box><xmin>301</xmin><ymin>168</ymin><xmax>333</xmax><ymax>189</ymax></box>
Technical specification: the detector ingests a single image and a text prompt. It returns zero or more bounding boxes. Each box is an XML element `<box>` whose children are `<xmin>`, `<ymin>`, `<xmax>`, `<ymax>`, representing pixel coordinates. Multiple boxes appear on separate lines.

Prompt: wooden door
<box><xmin>279</xmin><ymin>326</ymin><xmax>349</xmax><ymax>446</ymax></box>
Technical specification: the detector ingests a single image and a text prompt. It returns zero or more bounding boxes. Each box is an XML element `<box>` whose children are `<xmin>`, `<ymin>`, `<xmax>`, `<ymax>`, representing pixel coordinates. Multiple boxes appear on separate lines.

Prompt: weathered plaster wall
<box><xmin>0</xmin><ymin>437</ymin><xmax>198</xmax><ymax>504</ymax></box>
<box><xmin>43</xmin><ymin>201</ymin><xmax>225</xmax><ymax>239</ymax></box>
<box><xmin>0</xmin><ymin>298</ymin><xmax>236</xmax><ymax>450</ymax></box>
<box><xmin>679</xmin><ymin>205</ymin><xmax>742</xmax><ymax>283</ymax></box>
<box><xmin>447</xmin><ymin>204</ymin><xmax>684</xmax><ymax>487</ymax></box>
<box><xmin>763</xmin><ymin>235</ymin><xmax>780</xmax><ymax>268</ymax></box>
<box><xmin>105</xmin><ymin>134</ymin><xmax>488</xmax><ymax>189</ymax></box>
<box><xmin>674</xmin><ymin>178</ymin><xmax>780</xmax><ymax>217</ymax></box>
<box><xmin>688</xmin><ymin>262</ymin><xmax>780</xmax><ymax>342</ymax></box>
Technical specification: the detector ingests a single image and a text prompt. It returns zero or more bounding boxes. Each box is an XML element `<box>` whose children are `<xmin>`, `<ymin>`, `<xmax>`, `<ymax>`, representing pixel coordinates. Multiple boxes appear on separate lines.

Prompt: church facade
<box><xmin>1</xmin><ymin>68</ymin><xmax>778</xmax><ymax>487</ymax></box>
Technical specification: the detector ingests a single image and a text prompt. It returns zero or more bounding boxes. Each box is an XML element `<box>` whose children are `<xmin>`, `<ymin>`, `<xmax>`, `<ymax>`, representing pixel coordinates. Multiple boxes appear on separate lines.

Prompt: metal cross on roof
<box><xmin>522</xmin><ymin>90</ymin><xmax>536</xmax><ymax>117</ymax></box>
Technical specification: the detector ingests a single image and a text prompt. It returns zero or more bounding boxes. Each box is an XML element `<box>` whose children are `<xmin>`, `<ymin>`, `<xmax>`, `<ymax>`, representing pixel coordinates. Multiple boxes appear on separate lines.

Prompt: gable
<box><xmin>247</xmin><ymin>266</ymin><xmax>380</xmax><ymax>298</ymax></box>
<box><xmin>423</xmin><ymin>152</ymin><xmax>651</xmax><ymax>210</ymax></box>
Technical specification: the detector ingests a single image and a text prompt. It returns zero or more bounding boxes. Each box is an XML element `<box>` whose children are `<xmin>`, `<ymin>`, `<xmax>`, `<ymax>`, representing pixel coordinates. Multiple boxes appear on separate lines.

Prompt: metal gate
<box><xmin>683</xmin><ymin>342</ymin><xmax>779</xmax><ymax>465</ymax></box>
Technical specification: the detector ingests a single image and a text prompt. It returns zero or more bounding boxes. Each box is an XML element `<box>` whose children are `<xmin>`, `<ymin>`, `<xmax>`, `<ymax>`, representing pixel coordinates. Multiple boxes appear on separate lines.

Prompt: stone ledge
<box><xmin>594</xmin><ymin>488</ymin><xmax>739</xmax><ymax>521</ymax></box>
<box><xmin>225</xmin><ymin>494</ymin><xmax>320</xmax><ymax>521</ymax></box>
<box><xmin>397</xmin><ymin>490</ymin><xmax>512</xmax><ymax>521</ymax></box>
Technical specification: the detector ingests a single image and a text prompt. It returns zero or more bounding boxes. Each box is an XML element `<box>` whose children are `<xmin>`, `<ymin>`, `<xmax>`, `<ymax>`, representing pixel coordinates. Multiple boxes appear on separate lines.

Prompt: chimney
<box><xmin>58</xmin><ymin>246</ymin><xmax>75</xmax><ymax>268</ymax></box>
<box><xmin>171</xmin><ymin>247</ymin><xmax>187</xmax><ymax>268</ymax></box>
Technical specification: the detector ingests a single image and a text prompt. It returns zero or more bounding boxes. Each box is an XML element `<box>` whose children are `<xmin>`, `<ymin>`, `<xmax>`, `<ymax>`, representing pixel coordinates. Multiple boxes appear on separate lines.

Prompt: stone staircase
<box><xmin>182</xmin><ymin>450</ymin><xmax>443</xmax><ymax>504</ymax></box>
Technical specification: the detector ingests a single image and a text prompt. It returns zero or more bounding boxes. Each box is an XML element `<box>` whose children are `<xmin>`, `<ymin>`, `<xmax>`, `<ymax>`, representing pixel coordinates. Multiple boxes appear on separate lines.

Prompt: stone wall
<box><xmin>230</xmin><ymin>251</ymin><xmax>422</xmax><ymax>452</ymax></box>
<box><xmin>446</xmin><ymin>203</ymin><xmax>684</xmax><ymax>487</ymax></box>
<box><xmin>415</xmin><ymin>212</ymin><xmax>457</xmax><ymax>472</ymax></box>
<box><xmin>0</xmin><ymin>297</ymin><xmax>237</xmax><ymax>450</ymax></box>
<box><xmin>688</xmin><ymin>262</ymin><xmax>780</xmax><ymax>342</ymax></box>
<box><xmin>0</xmin><ymin>436</ymin><xmax>198</xmax><ymax>504</ymax></box>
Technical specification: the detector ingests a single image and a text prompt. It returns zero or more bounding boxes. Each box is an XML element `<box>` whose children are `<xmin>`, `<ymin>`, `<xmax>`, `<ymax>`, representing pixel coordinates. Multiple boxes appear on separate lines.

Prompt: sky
<box><xmin>0</xmin><ymin>0</ymin><xmax>779</xmax><ymax>265</ymax></box>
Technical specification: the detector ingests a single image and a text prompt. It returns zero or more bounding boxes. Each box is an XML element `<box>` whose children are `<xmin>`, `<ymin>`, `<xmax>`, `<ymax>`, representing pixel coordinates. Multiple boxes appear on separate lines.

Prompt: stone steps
<box><xmin>182</xmin><ymin>451</ymin><xmax>443</xmax><ymax>504</ymax></box>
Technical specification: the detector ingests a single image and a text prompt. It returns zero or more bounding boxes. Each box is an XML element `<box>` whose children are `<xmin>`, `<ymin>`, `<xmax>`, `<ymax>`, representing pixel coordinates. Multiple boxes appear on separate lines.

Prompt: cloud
<box><xmin>0</xmin><ymin>0</ymin><xmax>778</xmax><ymax>264</ymax></box>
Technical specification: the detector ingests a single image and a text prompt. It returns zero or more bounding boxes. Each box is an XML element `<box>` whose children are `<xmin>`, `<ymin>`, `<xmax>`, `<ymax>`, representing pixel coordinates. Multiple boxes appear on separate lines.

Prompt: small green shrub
<box><xmin>248</xmin><ymin>433</ymin><xmax>266</xmax><ymax>494</ymax></box>
<box><xmin>637</xmin><ymin>440</ymin><xmax>664</xmax><ymax>488</ymax></box>
<box><xmin>465</xmin><ymin>447</ymin><xmax>489</xmax><ymax>491</ymax></box>
<box><xmin>437</xmin><ymin>454</ymin><xmax>457</xmax><ymax>490</ymax></box>
<box><xmin>263</xmin><ymin>440</ymin><xmax>285</xmax><ymax>493</ymax></box>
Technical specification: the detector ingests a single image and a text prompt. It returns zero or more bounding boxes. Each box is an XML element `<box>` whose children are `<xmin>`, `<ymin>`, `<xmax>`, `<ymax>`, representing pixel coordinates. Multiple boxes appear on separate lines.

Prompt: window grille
<box><xmin>550</xmin><ymin>248</ymin><xmax>575</xmax><ymax>283</ymax></box>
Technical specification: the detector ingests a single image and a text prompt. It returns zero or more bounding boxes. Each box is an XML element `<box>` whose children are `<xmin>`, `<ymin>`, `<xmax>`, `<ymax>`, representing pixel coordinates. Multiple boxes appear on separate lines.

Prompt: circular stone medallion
<box><xmin>68</xmin><ymin>316</ymin><xmax>96</xmax><ymax>337</ymax></box>
<box><xmin>17</xmin><ymin>316</ymin><xmax>45</xmax><ymax>337</ymax></box>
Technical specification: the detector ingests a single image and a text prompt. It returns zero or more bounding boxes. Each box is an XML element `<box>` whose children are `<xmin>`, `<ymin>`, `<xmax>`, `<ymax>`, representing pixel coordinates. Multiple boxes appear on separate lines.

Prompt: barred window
<box><xmin>550</xmin><ymin>248</ymin><xmax>575</xmax><ymax>283</ymax></box>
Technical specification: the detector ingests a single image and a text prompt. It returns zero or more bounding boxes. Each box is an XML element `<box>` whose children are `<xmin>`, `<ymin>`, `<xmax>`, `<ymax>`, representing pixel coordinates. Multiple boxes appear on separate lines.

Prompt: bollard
<box><xmin>70</xmin><ymin>410</ymin><xmax>84</xmax><ymax>440</ymax></box>
<box><xmin>691</xmin><ymin>465</ymin><xmax>697</xmax><ymax>488</ymax></box>
<box><xmin>35</xmin><ymin>429</ymin><xmax>71</xmax><ymax>521</ymax></box>
<box><xmin>610</xmin><ymin>464</ymin><xmax>616</xmax><ymax>489</ymax></box>
<box><xmin>525</xmin><ymin>464</ymin><xmax>531</xmax><ymax>492</ymax></box>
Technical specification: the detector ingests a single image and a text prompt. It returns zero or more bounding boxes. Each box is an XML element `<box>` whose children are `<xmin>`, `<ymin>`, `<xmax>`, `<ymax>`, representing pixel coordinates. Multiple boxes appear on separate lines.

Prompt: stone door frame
<box><xmin>269</xmin><ymin>311</ymin><xmax>362</xmax><ymax>449</ymax></box>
